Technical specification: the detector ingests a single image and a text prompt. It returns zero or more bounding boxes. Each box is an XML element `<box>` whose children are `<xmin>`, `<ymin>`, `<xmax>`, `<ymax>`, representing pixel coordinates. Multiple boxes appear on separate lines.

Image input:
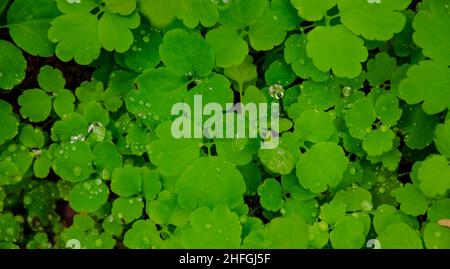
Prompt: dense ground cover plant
<box><xmin>0</xmin><ymin>0</ymin><xmax>449</xmax><ymax>249</ymax></box>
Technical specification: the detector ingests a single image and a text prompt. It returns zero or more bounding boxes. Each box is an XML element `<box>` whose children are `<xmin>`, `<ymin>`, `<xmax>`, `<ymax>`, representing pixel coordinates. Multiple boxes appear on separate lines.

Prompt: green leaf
<box><xmin>123</xmin><ymin>220</ymin><xmax>162</xmax><ymax>249</ymax></box>
<box><xmin>284</xmin><ymin>34</ymin><xmax>330</xmax><ymax>82</ymax></box>
<box><xmin>374</xmin><ymin>92</ymin><xmax>402</xmax><ymax>126</ymax></box>
<box><xmin>306</xmin><ymin>25</ymin><xmax>368</xmax><ymax>78</ymax></box>
<box><xmin>258</xmin><ymin>138</ymin><xmax>298</xmax><ymax>175</ymax></box>
<box><xmin>159</xmin><ymin>29</ymin><xmax>215</xmax><ymax>77</ymax></box>
<box><xmin>7</xmin><ymin>0</ymin><xmax>60</xmax><ymax>57</ymax></box>
<box><xmin>148</xmin><ymin>122</ymin><xmax>200</xmax><ymax>176</ymax></box>
<box><xmin>366</xmin><ymin>52</ymin><xmax>398</xmax><ymax>86</ymax></box>
<box><xmin>52</xmin><ymin>142</ymin><xmax>93</xmax><ymax>182</ymax></box>
<box><xmin>424</xmin><ymin>223</ymin><xmax>450</xmax><ymax>249</ymax></box>
<box><xmin>294</xmin><ymin>110</ymin><xmax>335</xmax><ymax>143</ymax></box>
<box><xmin>333</xmin><ymin>186</ymin><xmax>373</xmax><ymax>212</ymax></box>
<box><xmin>138</xmin><ymin>0</ymin><xmax>178</xmax><ymax>28</ymax></box>
<box><xmin>180</xmin><ymin>205</ymin><xmax>241</xmax><ymax>249</ymax></box>
<box><xmin>122</xmin><ymin>24</ymin><xmax>162</xmax><ymax>72</ymax></box>
<box><xmin>177</xmin><ymin>0</ymin><xmax>219</xmax><ymax>28</ymax></box>
<box><xmin>38</xmin><ymin>65</ymin><xmax>65</xmax><ymax>92</ymax></box>
<box><xmin>142</xmin><ymin>170</ymin><xmax>161</xmax><ymax>201</ymax></box>
<box><xmin>176</xmin><ymin>157</ymin><xmax>245</xmax><ymax>210</ymax></box>
<box><xmin>416</xmin><ymin>155</ymin><xmax>450</xmax><ymax>198</ymax></box>
<box><xmin>219</xmin><ymin>0</ymin><xmax>268</xmax><ymax>29</ymax></box>
<box><xmin>224</xmin><ymin>55</ymin><xmax>258</xmax><ymax>91</ymax></box>
<box><xmin>296</xmin><ymin>142</ymin><xmax>349</xmax><ymax>193</ymax></box>
<box><xmin>98</xmin><ymin>11</ymin><xmax>140</xmax><ymax>53</ymax></box>
<box><xmin>290</xmin><ymin>0</ymin><xmax>336</xmax><ymax>21</ymax></box>
<box><xmin>146</xmin><ymin>190</ymin><xmax>190</xmax><ymax>226</ymax></box>
<box><xmin>398</xmin><ymin>104</ymin><xmax>439</xmax><ymax>150</ymax></box>
<box><xmin>205</xmin><ymin>26</ymin><xmax>248</xmax><ymax>68</ymax></box>
<box><xmin>345</xmin><ymin>98</ymin><xmax>377</xmax><ymax>139</ymax></box>
<box><xmin>19</xmin><ymin>125</ymin><xmax>45</xmax><ymax>149</ymax></box>
<box><xmin>435</xmin><ymin>120</ymin><xmax>450</xmax><ymax>158</ymax></box>
<box><xmin>48</xmin><ymin>13</ymin><xmax>101</xmax><ymax>64</ymax></box>
<box><xmin>399</xmin><ymin>60</ymin><xmax>450</xmax><ymax>115</ymax></box>
<box><xmin>111</xmin><ymin>165</ymin><xmax>143</xmax><ymax>197</ymax></box>
<box><xmin>111</xmin><ymin>197</ymin><xmax>144</xmax><ymax>224</ymax></box>
<box><xmin>18</xmin><ymin>89</ymin><xmax>52</xmax><ymax>122</ymax></box>
<box><xmin>258</xmin><ymin>179</ymin><xmax>283</xmax><ymax>212</ymax></box>
<box><xmin>0</xmin><ymin>40</ymin><xmax>27</xmax><ymax>90</ymax></box>
<box><xmin>104</xmin><ymin>0</ymin><xmax>136</xmax><ymax>16</ymax></box>
<box><xmin>0</xmin><ymin>161</ymin><xmax>22</xmax><ymax>186</ymax></box>
<box><xmin>413</xmin><ymin>0</ymin><xmax>450</xmax><ymax>65</ymax></box>
<box><xmin>362</xmin><ymin>128</ymin><xmax>395</xmax><ymax>156</ymax></box>
<box><xmin>248</xmin><ymin>6</ymin><xmax>287</xmax><ymax>51</ymax></box>
<box><xmin>337</xmin><ymin>0</ymin><xmax>411</xmax><ymax>41</ymax></box>
<box><xmin>330</xmin><ymin>216</ymin><xmax>365</xmax><ymax>249</ymax></box>
<box><xmin>393</xmin><ymin>183</ymin><xmax>429</xmax><ymax>216</ymax></box>
<box><xmin>69</xmin><ymin>179</ymin><xmax>109</xmax><ymax>213</ymax></box>
<box><xmin>243</xmin><ymin>215</ymin><xmax>309</xmax><ymax>248</ymax></box>
<box><xmin>0</xmin><ymin>101</ymin><xmax>19</xmax><ymax>145</ymax></box>
<box><xmin>378</xmin><ymin>223</ymin><xmax>423</xmax><ymax>249</ymax></box>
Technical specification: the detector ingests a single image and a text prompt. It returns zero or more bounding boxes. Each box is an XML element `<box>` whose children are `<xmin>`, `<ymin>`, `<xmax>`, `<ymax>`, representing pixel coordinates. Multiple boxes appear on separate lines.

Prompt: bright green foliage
<box><xmin>291</xmin><ymin>0</ymin><xmax>336</xmax><ymax>21</ymax></box>
<box><xmin>399</xmin><ymin>60</ymin><xmax>450</xmax><ymax>115</ymax></box>
<box><xmin>112</xmin><ymin>197</ymin><xmax>144</xmax><ymax>224</ymax></box>
<box><xmin>0</xmin><ymin>40</ymin><xmax>26</xmax><ymax>90</ymax></box>
<box><xmin>366</xmin><ymin>52</ymin><xmax>398</xmax><ymax>86</ymax></box>
<box><xmin>48</xmin><ymin>13</ymin><xmax>101</xmax><ymax>65</ymax></box>
<box><xmin>206</xmin><ymin>26</ymin><xmax>248</xmax><ymax>68</ymax></box>
<box><xmin>284</xmin><ymin>34</ymin><xmax>329</xmax><ymax>82</ymax></box>
<box><xmin>362</xmin><ymin>129</ymin><xmax>395</xmax><ymax>156</ymax></box>
<box><xmin>413</xmin><ymin>0</ymin><xmax>450</xmax><ymax>65</ymax></box>
<box><xmin>296</xmin><ymin>142</ymin><xmax>349</xmax><ymax>193</ymax></box>
<box><xmin>69</xmin><ymin>179</ymin><xmax>109</xmax><ymax>213</ymax></box>
<box><xmin>160</xmin><ymin>29</ymin><xmax>215</xmax><ymax>77</ymax></box>
<box><xmin>7</xmin><ymin>0</ymin><xmax>60</xmax><ymax>57</ymax></box>
<box><xmin>1</xmin><ymin>0</ymin><xmax>449</xmax><ymax>250</ymax></box>
<box><xmin>180</xmin><ymin>205</ymin><xmax>241</xmax><ymax>249</ymax></box>
<box><xmin>18</xmin><ymin>89</ymin><xmax>52</xmax><ymax>122</ymax></box>
<box><xmin>123</xmin><ymin>220</ymin><xmax>162</xmax><ymax>249</ymax></box>
<box><xmin>416</xmin><ymin>155</ymin><xmax>450</xmax><ymax>198</ymax></box>
<box><xmin>378</xmin><ymin>223</ymin><xmax>423</xmax><ymax>249</ymax></box>
<box><xmin>294</xmin><ymin>110</ymin><xmax>335</xmax><ymax>143</ymax></box>
<box><xmin>435</xmin><ymin>120</ymin><xmax>450</xmax><ymax>158</ymax></box>
<box><xmin>337</xmin><ymin>0</ymin><xmax>411</xmax><ymax>41</ymax></box>
<box><xmin>52</xmin><ymin>141</ymin><xmax>93</xmax><ymax>182</ymax></box>
<box><xmin>330</xmin><ymin>216</ymin><xmax>366</xmax><ymax>249</ymax></box>
<box><xmin>176</xmin><ymin>157</ymin><xmax>245</xmax><ymax>210</ymax></box>
<box><xmin>345</xmin><ymin>98</ymin><xmax>377</xmax><ymax>139</ymax></box>
<box><xmin>306</xmin><ymin>25</ymin><xmax>368</xmax><ymax>78</ymax></box>
<box><xmin>393</xmin><ymin>184</ymin><xmax>429</xmax><ymax>216</ymax></box>
<box><xmin>258</xmin><ymin>179</ymin><xmax>284</xmax><ymax>212</ymax></box>
<box><xmin>98</xmin><ymin>11</ymin><xmax>140</xmax><ymax>53</ymax></box>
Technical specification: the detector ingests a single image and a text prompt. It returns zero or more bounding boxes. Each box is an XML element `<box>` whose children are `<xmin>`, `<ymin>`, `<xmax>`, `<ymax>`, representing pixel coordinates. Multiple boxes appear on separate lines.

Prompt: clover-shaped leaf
<box><xmin>393</xmin><ymin>183</ymin><xmax>429</xmax><ymax>216</ymax></box>
<box><xmin>399</xmin><ymin>60</ymin><xmax>450</xmax><ymax>115</ymax></box>
<box><xmin>0</xmin><ymin>40</ymin><xmax>27</xmax><ymax>90</ymax></box>
<box><xmin>159</xmin><ymin>29</ymin><xmax>215</xmax><ymax>77</ymax></box>
<box><xmin>205</xmin><ymin>26</ymin><xmax>248</xmax><ymax>68</ymax></box>
<box><xmin>123</xmin><ymin>220</ymin><xmax>163</xmax><ymax>249</ymax></box>
<box><xmin>296</xmin><ymin>142</ymin><xmax>348</xmax><ymax>193</ymax></box>
<box><xmin>180</xmin><ymin>205</ymin><xmax>241</xmax><ymax>248</ymax></box>
<box><xmin>176</xmin><ymin>157</ymin><xmax>246</xmax><ymax>210</ymax></box>
<box><xmin>257</xmin><ymin>179</ymin><xmax>284</xmax><ymax>212</ymax></box>
<box><xmin>337</xmin><ymin>0</ymin><xmax>411</xmax><ymax>41</ymax></box>
<box><xmin>306</xmin><ymin>25</ymin><xmax>368</xmax><ymax>78</ymax></box>
<box><xmin>98</xmin><ymin>11</ymin><xmax>140</xmax><ymax>53</ymax></box>
<box><xmin>290</xmin><ymin>0</ymin><xmax>336</xmax><ymax>21</ymax></box>
<box><xmin>18</xmin><ymin>89</ymin><xmax>52</xmax><ymax>122</ymax></box>
<box><xmin>52</xmin><ymin>141</ymin><xmax>93</xmax><ymax>182</ymax></box>
<box><xmin>416</xmin><ymin>155</ymin><xmax>450</xmax><ymax>198</ymax></box>
<box><xmin>413</xmin><ymin>0</ymin><xmax>450</xmax><ymax>65</ymax></box>
<box><xmin>69</xmin><ymin>179</ymin><xmax>109</xmax><ymax>213</ymax></box>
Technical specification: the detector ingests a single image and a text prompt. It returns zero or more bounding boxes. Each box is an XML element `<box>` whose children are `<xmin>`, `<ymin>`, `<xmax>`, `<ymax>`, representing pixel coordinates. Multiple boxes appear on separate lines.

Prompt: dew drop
<box><xmin>143</xmin><ymin>36</ymin><xmax>150</xmax><ymax>43</ymax></box>
<box><xmin>73</xmin><ymin>165</ymin><xmax>82</xmax><ymax>177</ymax></box>
<box><xmin>204</xmin><ymin>223</ymin><xmax>212</xmax><ymax>230</ymax></box>
<box><xmin>83</xmin><ymin>182</ymin><xmax>91</xmax><ymax>190</ymax></box>
<box><xmin>268</xmin><ymin>84</ymin><xmax>285</xmax><ymax>99</ymax></box>
<box><xmin>361</xmin><ymin>200</ymin><xmax>373</xmax><ymax>211</ymax></box>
